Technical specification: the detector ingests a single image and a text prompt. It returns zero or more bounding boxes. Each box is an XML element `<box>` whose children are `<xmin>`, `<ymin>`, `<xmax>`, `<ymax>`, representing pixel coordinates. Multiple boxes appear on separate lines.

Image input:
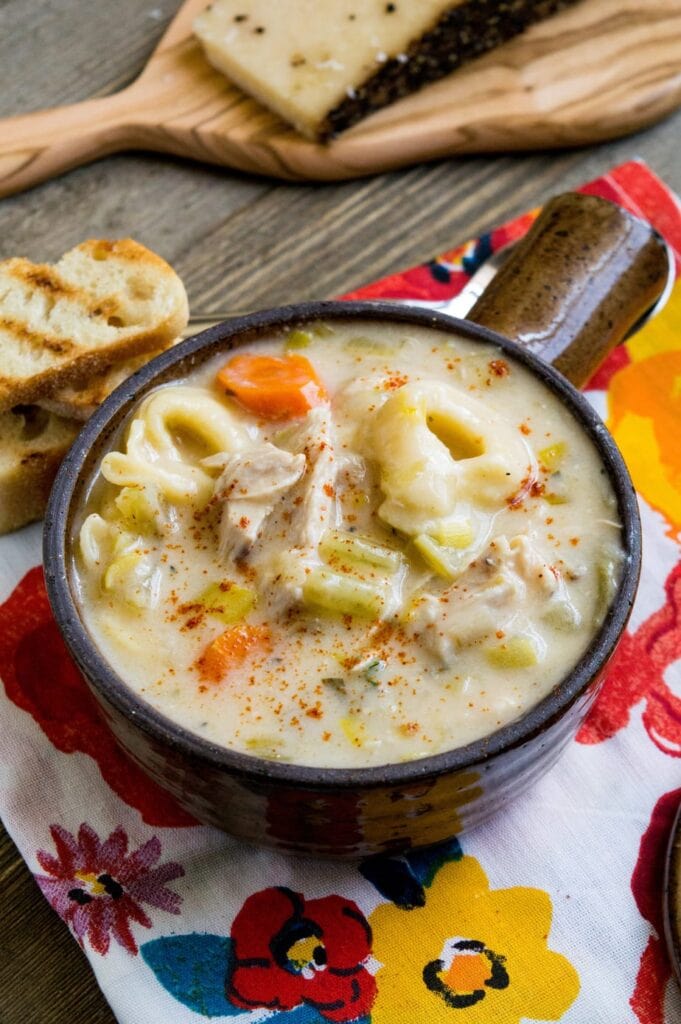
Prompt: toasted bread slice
<box><xmin>0</xmin><ymin>239</ymin><xmax>189</xmax><ymax>414</ymax></box>
<box><xmin>0</xmin><ymin>406</ymin><xmax>81</xmax><ymax>534</ymax></box>
<box><xmin>39</xmin><ymin>346</ymin><xmax>169</xmax><ymax>422</ymax></box>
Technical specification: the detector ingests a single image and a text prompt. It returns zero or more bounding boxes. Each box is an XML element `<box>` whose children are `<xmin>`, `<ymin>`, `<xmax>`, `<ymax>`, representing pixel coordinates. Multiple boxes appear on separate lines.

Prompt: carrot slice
<box><xmin>216</xmin><ymin>354</ymin><xmax>327</xmax><ymax>419</ymax></box>
<box><xmin>196</xmin><ymin>624</ymin><xmax>271</xmax><ymax>683</ymax></box>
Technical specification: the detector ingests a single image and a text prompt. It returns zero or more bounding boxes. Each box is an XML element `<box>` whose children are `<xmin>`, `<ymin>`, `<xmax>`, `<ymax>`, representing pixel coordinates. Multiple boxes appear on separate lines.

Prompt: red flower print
<box><xmin>35</xmin><ymin>823</ymin><xmax>184</xmax><ymax>955</ymax></box>
<box><xmin>630</xmin><ymin>789</ymin><xmax>680</xmax><ymax>1023</ymax></box>
<box><xmin>577</xmin><ymin>561</ymin><xmax>681</xmax><ymax>755</ymax></box>
<box><xmin>229</xmin><ymin>887</ymin><xmax>376</xmax><ymax>1022</ymax></box>
<box><xmin>0</xmin><ymin>567</ymin><xmax>195</xmax><ymax>826</ymax></box>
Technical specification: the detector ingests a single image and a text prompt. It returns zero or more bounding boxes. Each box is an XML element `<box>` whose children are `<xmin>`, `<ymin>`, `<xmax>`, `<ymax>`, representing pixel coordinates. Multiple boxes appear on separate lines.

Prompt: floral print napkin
<box><xmin>2</xmin><ymin>159</ymin><xmax>681</xmax><ymax>1024</ymax></box>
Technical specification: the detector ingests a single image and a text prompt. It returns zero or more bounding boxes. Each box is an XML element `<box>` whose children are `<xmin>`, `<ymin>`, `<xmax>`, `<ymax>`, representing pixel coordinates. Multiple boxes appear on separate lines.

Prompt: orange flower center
<box><xmin>444</xmin><ymin>952</ymin><xmax>492</xmax><ymax>994</ymax></box>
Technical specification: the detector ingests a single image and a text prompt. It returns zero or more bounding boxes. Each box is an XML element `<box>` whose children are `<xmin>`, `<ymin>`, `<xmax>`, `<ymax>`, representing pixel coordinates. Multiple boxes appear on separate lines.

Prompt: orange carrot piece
<box><xmin>216</xmin><ymin>353</ymin><xmax>327</xmax><ymax>419</ymax></box>
<box><xmin>196</xmin><ymin>624</ymin><xmax>271</xmax><ymax>683</ymax></box>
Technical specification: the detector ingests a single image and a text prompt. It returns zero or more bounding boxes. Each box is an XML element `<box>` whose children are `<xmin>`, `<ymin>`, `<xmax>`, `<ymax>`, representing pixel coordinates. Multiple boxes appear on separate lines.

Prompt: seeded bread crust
<box><xmin>321</xmin><ymin>0</ymin><xmax>579</xmax><ymax>139</ymax></box>
<box><xmin>0</xmin><ymin>407</ymin><xmax>80</xmax><ymax>535</ymax></box>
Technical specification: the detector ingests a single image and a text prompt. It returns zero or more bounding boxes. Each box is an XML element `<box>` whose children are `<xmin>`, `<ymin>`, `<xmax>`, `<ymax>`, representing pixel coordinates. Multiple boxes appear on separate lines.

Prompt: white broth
<box><xmin>74</xmin><ymin>320</ymin><xmax>624</xmax><ymax>767</ymax></box>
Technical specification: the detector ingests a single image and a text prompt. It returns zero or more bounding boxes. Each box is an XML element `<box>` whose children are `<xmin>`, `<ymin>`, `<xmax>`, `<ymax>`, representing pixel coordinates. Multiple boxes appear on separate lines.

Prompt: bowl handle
<box><xmin>467</xmin><ymin>192</ymin><xmax>671</xmax><ymax>388</ymax></box>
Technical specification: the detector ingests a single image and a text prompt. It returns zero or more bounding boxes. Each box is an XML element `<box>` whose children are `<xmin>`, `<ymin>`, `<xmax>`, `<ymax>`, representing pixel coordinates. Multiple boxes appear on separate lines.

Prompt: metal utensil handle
<box><xmin>466</xmin><ymin>192</ymin><xmax>671</xmax><ymax>388</ymax></box>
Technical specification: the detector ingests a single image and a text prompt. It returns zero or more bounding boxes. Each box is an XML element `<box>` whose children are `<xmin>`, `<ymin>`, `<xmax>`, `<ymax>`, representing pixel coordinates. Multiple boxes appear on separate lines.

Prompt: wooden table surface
<box><xmin>1</xmin><ymin>2</ymin><xmax>680</xmax><ymax>1022</ymax></box>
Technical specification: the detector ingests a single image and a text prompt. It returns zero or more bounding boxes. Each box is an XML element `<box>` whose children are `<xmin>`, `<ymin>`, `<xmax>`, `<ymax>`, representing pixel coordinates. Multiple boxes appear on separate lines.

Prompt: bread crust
<box><xmin>0</xmin><ymin>408</ymin><xmax>80</xmax><ymax>535</ymax></box>
<box><xmin>0</xmin><ymin>239</ymin><xmax>188</xmax><ymax>413</ymax></box>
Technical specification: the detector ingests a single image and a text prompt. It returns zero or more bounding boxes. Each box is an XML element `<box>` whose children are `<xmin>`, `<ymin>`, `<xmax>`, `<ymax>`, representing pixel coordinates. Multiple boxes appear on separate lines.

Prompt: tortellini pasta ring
<box><xmin>101</xmin><ymin>387</ymin><xmax>250</xmax><ymax>505</ymax></box>
<box><xmin>141</xmin><ymin>386</ymin><xmax>249</xmax><ymax>460</ymax></box>
<box><xmin>371</xmin><ymin>380</ymin><xmax>533</xmax><ymax>536</ymax></box>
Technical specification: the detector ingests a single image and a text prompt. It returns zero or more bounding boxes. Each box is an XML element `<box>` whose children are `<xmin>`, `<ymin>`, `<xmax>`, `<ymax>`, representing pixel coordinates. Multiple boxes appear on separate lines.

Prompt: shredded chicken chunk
<box><xmin>213</xmin><ymin>443</ymin><xmax>306</xmax><ymax>558</ymax></box>
<box><xmin>410</xmin><ymin>534</ymin><xmax>578</xmax><ymax>666</ymax></box>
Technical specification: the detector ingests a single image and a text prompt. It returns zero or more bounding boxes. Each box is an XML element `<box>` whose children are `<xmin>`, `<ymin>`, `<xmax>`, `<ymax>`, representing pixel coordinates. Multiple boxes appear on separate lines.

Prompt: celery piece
<box><xmin>310</xmin><ymin>320</ymin><xmax>335</xmax><ymax>338</ymax></box>
<box><xmin>344</xmin><ymin>335</ymin><xmax>404</xmax><ymax>355</ymax></box>
<box><xmin>245</xmin><ymin>736</ymin><xmax>284</xmax><ymax>760</ymax></box>
<box><xmin>360</xmin><ymin>658</ymin><xmax>384</xmax><ymax>686</ymax></box>
<box><xmin>103</xmin><ymin>550</ymin><xmax>157</xmax><ymax>609</ymax></box>
<box><xmin>112</xmin><ymin>529</ymin><xmax>143</xmax><ymax>557</ymax></box>
<box><xmin>319</xmin><ymin>529</ymin><xmax>402</xmax><ymax>573</ymax></box>
<box><xmin>596</xmin><ymin>547</ymin><xmax>623</xmax><ymax>622</ymax></box>
<box><xmin>485</xmin><ymin>636</ymin><xmax>539</xmax><ymax>669</ymax></box>
<box><xmin>430</xmin><ymin>517</ymin><xmax>474</xmax><ymax>549</ymax></box>
<box><xmin>340</xmin><ymin>716</ymin><xmax>365</xmax><ymax>747</ymax></box>
<box><xmin>538</xmin><ymin>441</ymin><xmax>567</xmax><ymax>471</ymax></box>
<box><xmin>114</xmin><ymin>486</ymin><xmax>160</xmax><ymax>534</ymax></box>
<box><xmin>285</xmin><ymin>329</ymin><xmax>312</xmax><ymax>351</ymax></box>
<box><xmin>543</xmin><ymin>598</ymin><xmax>582</xmax><ymax>631</ymax></box>
<box><xmin>413</xmin><ymin>534</ymin><xmax>471</xmax><ymax>581</ymax></box>
<box><xmin>543</xmin><ymin>471</ymin><xmax>569</xmax><ymax>505</ymax></box>
<box><xmin>322</xmin><ymin>677</ymin><xmax>347</xmax><ymax>695</ymax></box>
<box><xmin>200</xmin><ymin>581</ymin><xmax>255</xmax><ymax>624</ymax></box>
<box><xmin>303</xmin><ymin>567</ymin><xmax>386</xmax><ymax>618</ymax></box>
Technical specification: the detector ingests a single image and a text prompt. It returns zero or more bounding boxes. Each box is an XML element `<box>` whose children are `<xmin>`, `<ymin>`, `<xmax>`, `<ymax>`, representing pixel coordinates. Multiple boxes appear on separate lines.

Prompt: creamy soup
<box><xmin>74</xmin><ymin>320</ymin><xmax>624</xmax><ymax>768</ymax></box>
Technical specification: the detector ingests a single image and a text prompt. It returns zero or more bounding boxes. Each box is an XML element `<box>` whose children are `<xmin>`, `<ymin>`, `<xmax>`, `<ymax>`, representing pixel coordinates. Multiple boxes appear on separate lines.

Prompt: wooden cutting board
<box><xmin>1</xmin><ymin>0</ymin><xmax>680</xmax><ymax>196</ymax></box>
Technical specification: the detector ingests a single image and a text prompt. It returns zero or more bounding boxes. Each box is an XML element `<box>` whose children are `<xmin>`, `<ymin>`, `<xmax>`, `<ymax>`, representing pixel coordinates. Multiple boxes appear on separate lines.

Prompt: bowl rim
<box><xmin>43</xmin><ymin>300</ymin><xmax>642</xmax><ymax>790</ymax></box>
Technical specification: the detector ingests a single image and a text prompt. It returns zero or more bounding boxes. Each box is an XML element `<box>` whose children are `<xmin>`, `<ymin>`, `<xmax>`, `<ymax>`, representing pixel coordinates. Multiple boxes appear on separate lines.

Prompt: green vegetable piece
<box><xmin>344</xmin><ymin>335</ymin><xmax>405</xmax><ymax>355</ymax></box>
<box><xmin>245</xmin><ymin>736</ymin><xmax>284</xmax><ymax>760</ymax></box>
<box><xmin>538</xmin><ymin>441</ymin><xmax>567</xmax><ymax>471</ymax></box>
<box><xmin>285</xmin><ymin>329</ymin><xmax>312</xmax><ymax>350</ymax></box>
<box><xmin>200</xmin><ymin>581</ymin><xmax>256</xmax><ymax>624</ymax></box>
<box><xmin>114</xmin><ymin>486</ymin><xmax>160</xmax><ymax>535</ymax></box>
<box><xmin>319</xmin><ymin>529</ymin><xmax>402</xmax><ymax>573</ymax></box>
<box><xmin>430</xmin><ymin>517</ymin><xmax>474</xmax><ymax>549</ymax></box>
<box><xmin>543</xmin><ymin>470</ymin><xmax>569</xmax><ymax>505</ymax></box>
<box><xmin>413</xmin><ymin>534</ymin><xmax>471</xmax><ymax>581</ymax></box>
<box><xmin>485</xmin><ymin>636</ymin><xmax>539</xmax><ymax>669</ymax></box>
<box><xmin>360</xmin><ymin>657</ymin><xmax>384</xmax><ymax>686</ymax></box>
<box><xmin>303</xmin><ymin>567</ymin><xmax>386</xmax><ymax>618</ymax></box>
<box><xmin>596</xmin><ymin>548</ymin><xmax>622</xmax><ymax>622</ymax></box>
<box><xmin>542</xmin><ymin>599</ymin><xmax>582</xmax><ymax>631</ymax></box>
<box><xmin>103</xmin><ymin>550</ymin><xmax>156</xmax><ymax>610</ymax></box>
<box><xmin>322</xmin><ymin>677</ymin><xmax>347</xmax><ymax>695</ymax></box>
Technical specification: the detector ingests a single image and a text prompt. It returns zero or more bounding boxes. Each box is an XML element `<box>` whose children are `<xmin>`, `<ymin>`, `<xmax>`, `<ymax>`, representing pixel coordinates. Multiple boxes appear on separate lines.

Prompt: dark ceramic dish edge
<box><xmin>43</xmin><ymin>300</ymin><xmax>642</xmax><ymax>791</ymax></box>
<box><xmin>663</xmin><ymin>798</ymin><xmax>681</xmax><ymax>987</ymax></box>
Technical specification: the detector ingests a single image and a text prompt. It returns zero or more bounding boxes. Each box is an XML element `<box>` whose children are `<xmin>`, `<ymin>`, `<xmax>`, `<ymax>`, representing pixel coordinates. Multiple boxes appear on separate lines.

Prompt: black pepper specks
<box><xmin>254</xmin><ymin>25</ymin><xmax>265</xmax><ymax>34</ymax></box>
<box><xmin>234</xmin><ymin>13</ymin><xmax>247</xmax><ymax>21</ymax></box>
<box><xmin>386</xmin><ymin>3</ymin><xmax>397</xmax><ymax>11</ymax></box>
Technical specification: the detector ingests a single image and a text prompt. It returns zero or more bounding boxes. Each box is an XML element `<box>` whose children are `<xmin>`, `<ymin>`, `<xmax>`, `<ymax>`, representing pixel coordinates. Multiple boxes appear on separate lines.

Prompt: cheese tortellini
<box><xmin>101</xmin><ymin>386</ymin><xmax>249</xmax><ymax>504</ymax></box>
<box><xmin>370</xmin><ymin>381</ymin><xmax>533</xmax><ymax>536</ymax></box>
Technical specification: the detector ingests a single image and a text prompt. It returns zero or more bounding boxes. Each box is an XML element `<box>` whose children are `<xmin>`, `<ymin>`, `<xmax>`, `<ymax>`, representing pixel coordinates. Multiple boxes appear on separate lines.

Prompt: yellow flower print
<box><xmin>369</xmin><ymin>856</ymin><xmax>579</xmax><ymax>1024</ymax></box>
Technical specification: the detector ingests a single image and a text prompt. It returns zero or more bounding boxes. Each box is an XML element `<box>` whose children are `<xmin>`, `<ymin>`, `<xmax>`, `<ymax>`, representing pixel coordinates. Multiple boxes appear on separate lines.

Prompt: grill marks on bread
<box><xmin>0</xmin><ymin>238</ymin><xmax>189</xmax><ymax>413</ymax></box>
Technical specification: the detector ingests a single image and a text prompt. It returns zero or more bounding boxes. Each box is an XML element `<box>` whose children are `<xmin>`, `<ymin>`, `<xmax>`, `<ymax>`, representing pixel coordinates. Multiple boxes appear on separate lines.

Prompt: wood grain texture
<box><xmin>1</xmin><ymin>1</ymin><xmax>681</xmax><ymax>1021</ymax></box>
<box><xmin>0</xmin><ymin>0</ymin><xmax>680</xmax><ymax>196</ymax></box>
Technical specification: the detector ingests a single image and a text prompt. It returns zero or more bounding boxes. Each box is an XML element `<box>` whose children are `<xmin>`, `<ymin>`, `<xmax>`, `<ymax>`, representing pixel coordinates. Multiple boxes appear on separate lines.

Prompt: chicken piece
<box><xmin>410</xmin><ymin>533</ymin><xmax>577</xmax><ymax>665</ymax></box>
<box><xmin>213</xmin><ymin>442</ymin><xmax>306</xmax><ymax>558</ymax></box>
<box><xmin>276</xmin><ymin>405</ymin><xmax>337</xmax><ymax>550</ymax></box>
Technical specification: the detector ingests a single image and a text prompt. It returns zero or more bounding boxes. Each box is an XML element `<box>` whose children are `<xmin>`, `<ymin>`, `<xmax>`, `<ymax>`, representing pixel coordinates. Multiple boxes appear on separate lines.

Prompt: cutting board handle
<box><xmin>0</xmin><ymin>93</ymin><xmax>140</xmax><ymax>199</ymax></box>
<box><xmin>0</xmin><ymin>0</ymin><xmax>209</xmax><ymax>199</ymax></box>
<box><xmin>468</xmin><ymin>193</ymin><xmax>670</xmax><ymax>388</ymax></box>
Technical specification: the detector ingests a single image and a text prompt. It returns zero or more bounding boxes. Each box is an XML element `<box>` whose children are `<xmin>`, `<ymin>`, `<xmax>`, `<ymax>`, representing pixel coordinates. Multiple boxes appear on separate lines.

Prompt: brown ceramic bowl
<box><xmin>43</xmin><ymin>300</ymin><xmax>641</xmax><ymax>857</ymax></box>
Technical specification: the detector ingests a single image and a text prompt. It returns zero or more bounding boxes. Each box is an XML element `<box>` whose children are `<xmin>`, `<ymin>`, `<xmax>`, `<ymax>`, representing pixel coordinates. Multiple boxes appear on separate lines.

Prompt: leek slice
<box><xmin>484</xmin><ymin>635</ymin><xmax>539</xmax><ymax>669</ymax></box>
<box><xmin>413</xmin><ymin>534</ymin><xmax>473</xmax><ymax>581</ymax></box>
<box><xmin>285</xmin><ymin>329</ymin><xmax>312</xmax><ymax>350</ymax></box>
<box><xmin>319</xmin><ymin>529</ymin><xmax>402</xmax><ymax>573</ymax></box>
<box><xmin>199</xmin><ymin>581</ymin><xmax>256</xmax><ymax>624</ymax></box>
<box><xmin>538</xmin><ymin>441</ymin><xmax>567</xmax><ymax>471</ymax></box>
<box><xmin>303</xmin><ymin>568</ymin><xmax>387</xmax><ymax>619</ymax></box>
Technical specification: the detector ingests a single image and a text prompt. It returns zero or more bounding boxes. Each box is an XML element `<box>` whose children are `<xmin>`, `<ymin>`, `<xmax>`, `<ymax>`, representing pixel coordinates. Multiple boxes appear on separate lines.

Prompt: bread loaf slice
<box><xmin>194</xmin><ymin>0</ymin><xmax>579</xmax><ymax>141</ymax></box>
<box><xmin>0</xmin><ymin>239</ymin><xmax>188</xmax><ymax>413</ymax></box>
<box><xmin>38</xmin><ymin>347</ymin><xmax>168</xmax><ymax>422</ymax></box>
<box><xmin>0</xmin><ymin>406</ymin><xmax>80</xmax><ymax>535</ymax></box>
